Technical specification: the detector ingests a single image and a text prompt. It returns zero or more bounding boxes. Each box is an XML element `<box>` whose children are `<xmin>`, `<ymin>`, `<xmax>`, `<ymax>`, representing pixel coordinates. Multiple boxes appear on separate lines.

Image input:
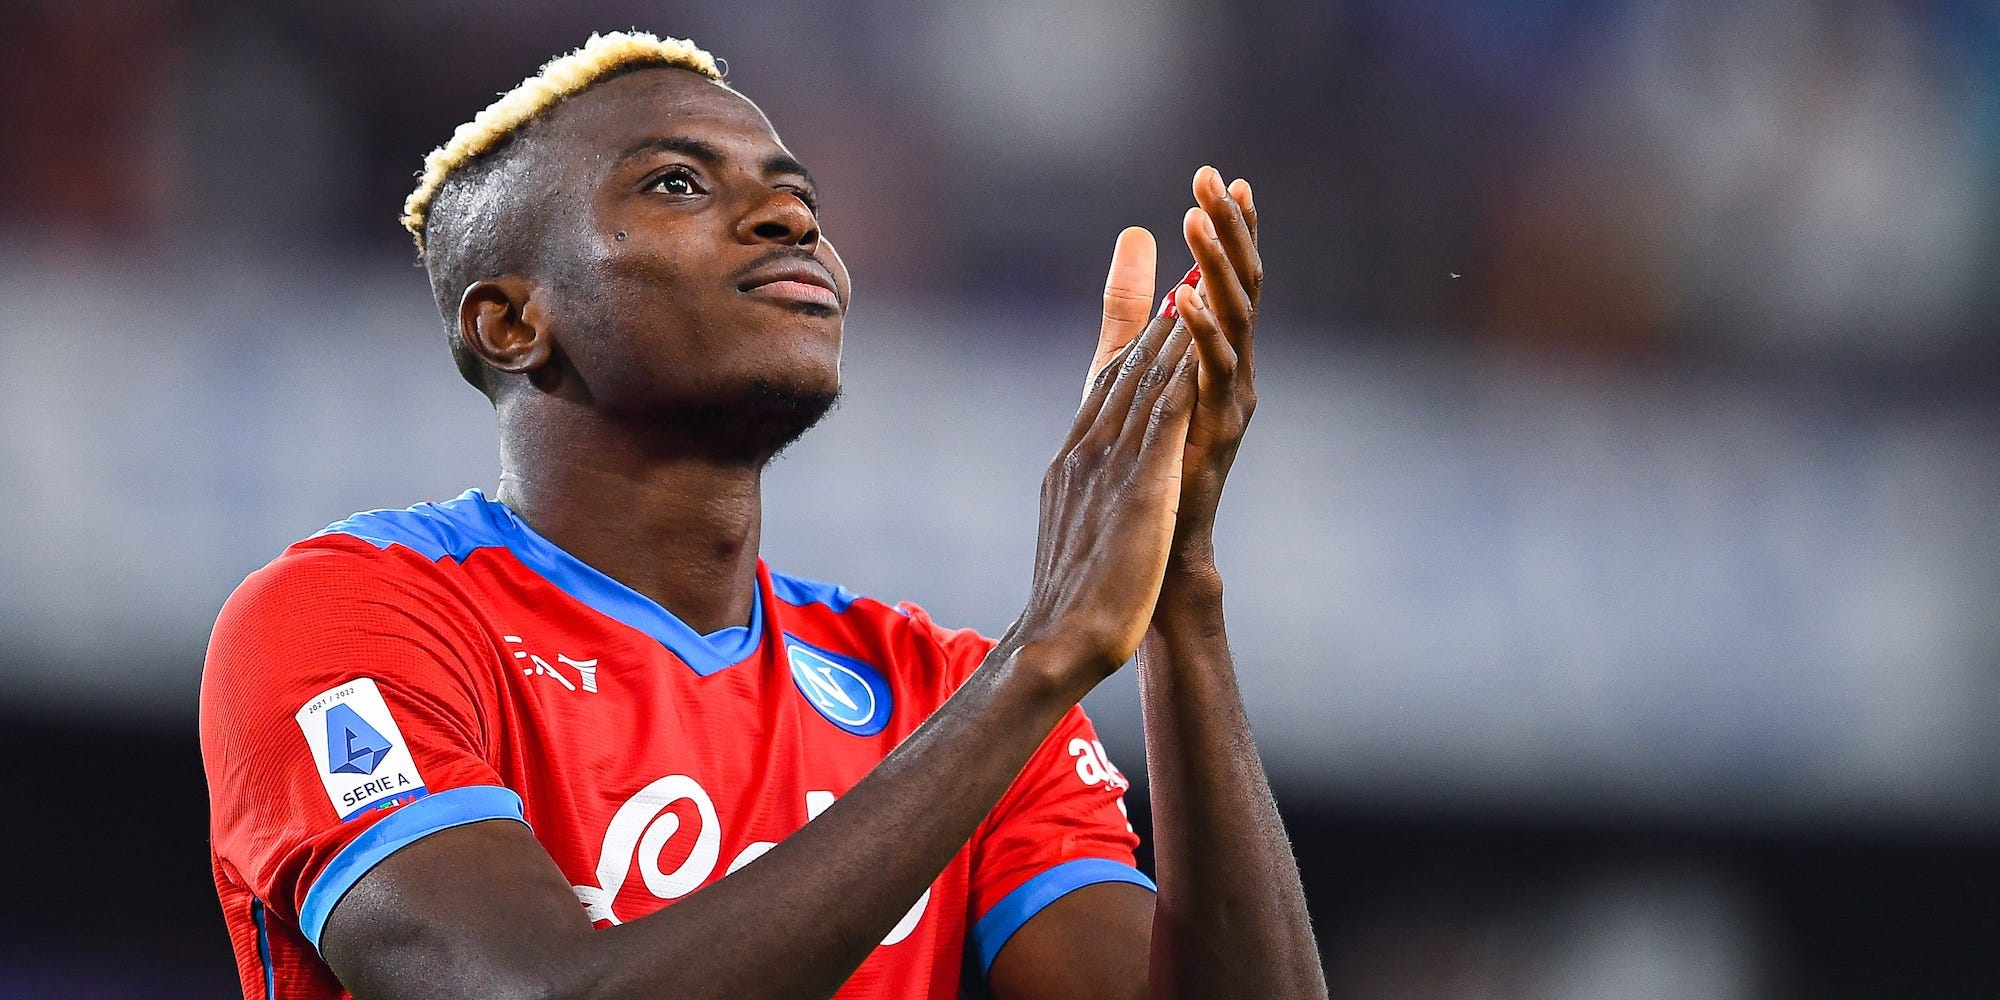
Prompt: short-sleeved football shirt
<box><xmin>201</xmin><ymin>490</ymin><xmax>1148</xmax><ymax>999</ymax></box>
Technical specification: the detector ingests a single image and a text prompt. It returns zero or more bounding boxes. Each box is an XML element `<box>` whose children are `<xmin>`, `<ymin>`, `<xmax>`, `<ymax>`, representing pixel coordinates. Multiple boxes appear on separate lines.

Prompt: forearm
<box><xmin>1138</xmin><ymin>565</ymin><xmax>1326</xmax><ymax>999</ymax></box>
<box><xmin>577</xmin><ymin>638</ymin><xmax>1087</xmax><ymax>999</ymax></box>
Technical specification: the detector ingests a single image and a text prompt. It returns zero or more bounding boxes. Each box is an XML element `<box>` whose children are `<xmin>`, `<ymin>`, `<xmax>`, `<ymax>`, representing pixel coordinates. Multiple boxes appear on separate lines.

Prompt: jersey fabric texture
<box><xmin>200</xmin><ymin>490</ymin><xmax>1149</xmax><ymax>999</ymax></box>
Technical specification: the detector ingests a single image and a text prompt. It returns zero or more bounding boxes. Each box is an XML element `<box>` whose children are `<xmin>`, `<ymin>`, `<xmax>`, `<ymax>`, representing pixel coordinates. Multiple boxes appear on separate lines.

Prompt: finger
<box><xmin>1135</xmin><ymin>345</ymin><xmax>1200</xmax><ymax>487</ymax></box>
<box><xmin>1193</xmin><ymin>167</ymin><xmax>1262</xmax><ymax>315</ymax></box>
<box><xmin>1157</xmin><ymin>264</ymin><xmax>1201</xmax><ymax>321</ymax></box>
<box><xmin>1122</xmin><ymin>308</ymin><xmax>1198</xmax><ymax>431</ymax></box>
<box><xmin>1078</xmin><ymin>263</ymin><xmax>1190</xmax><ymax>436</ymax></box>
<box><xmin>1070</xmin><ymin>311</ymin><xmax>1177</xmax><ymax>449</ymax></box>
<box><xmin>1183</xmin><ymin>206</ymin><xmax>1253</xmax><ymax>335</ymax></box>
<box><xmin>1175</xmin><ymin>282</ymin><xmax>1237</xmax><ymax>405</ymax></box>
<box><xmin>1126</xmin><ymin>342</ymin><xmax>1199</xmax><ymax>592</ymax></box>
<box><xmin>1227</xmin><ymin>180</ymin><xmax>1262</xmax><ymax>374</ymax></box>
<box><xmin>1230</xmin><ymin>177</ymin><xmax>1257</xmax><ymax>241</ymax></box>
<box><xmin>1087</xmin><ymin>227</ymin><xmax>1158</xmax><ymax>404</ymax></box>
<box><xmin>1070</xmin><ymin>310</ymin><xmax>1180</xmax><ymax>451</ymax></box>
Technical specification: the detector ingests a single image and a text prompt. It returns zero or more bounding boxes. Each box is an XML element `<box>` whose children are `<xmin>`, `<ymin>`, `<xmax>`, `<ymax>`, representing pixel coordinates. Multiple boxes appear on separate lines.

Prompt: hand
<box><xmin>1087</xmin><ymin>168</ymin><xmax>1261</xmax><ymax>570</ymax></box>
<box><xmin>1012</xmin><ymin>300</ymin><xmax>1200</xmax><ymax>687</ymax></box>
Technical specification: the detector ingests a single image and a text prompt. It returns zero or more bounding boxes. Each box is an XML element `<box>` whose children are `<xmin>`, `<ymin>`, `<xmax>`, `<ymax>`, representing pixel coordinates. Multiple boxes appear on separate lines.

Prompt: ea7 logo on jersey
<box><xmin>785</xmin><ymin>637</ymin><xmax>892</xmax><ymax>737</ymax></box>
<box><xmin>294</xmin><ymin>678</ymin><xmax>429</xmax><ymax>821</ymax></box>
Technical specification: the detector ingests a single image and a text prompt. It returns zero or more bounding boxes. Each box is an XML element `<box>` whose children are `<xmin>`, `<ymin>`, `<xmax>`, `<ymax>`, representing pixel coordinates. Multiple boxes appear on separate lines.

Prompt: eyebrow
<box><xmin>615</xmin><ymin>135</ymin><xmax>816</xmax><ymax>189</ymax></box>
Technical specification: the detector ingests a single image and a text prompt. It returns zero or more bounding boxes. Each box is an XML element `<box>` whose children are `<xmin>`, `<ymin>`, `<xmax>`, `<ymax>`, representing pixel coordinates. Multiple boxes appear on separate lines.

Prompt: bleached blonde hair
<box><xmin>400</xmin><ymin>30</ymin><xmax>722</xmax><ymax>253</ymax></box>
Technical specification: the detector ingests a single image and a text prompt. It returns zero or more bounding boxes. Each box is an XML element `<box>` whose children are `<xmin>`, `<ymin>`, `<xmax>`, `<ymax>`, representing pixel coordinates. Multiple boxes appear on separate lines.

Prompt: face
<box><xmin>520</xmin><ymin>67</ymin><xmax>850</xmax><ymax>458</ymax></box>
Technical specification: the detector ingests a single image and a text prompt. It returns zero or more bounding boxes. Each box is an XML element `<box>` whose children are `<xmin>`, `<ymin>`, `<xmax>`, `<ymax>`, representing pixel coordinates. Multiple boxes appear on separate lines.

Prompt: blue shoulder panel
<box><xmin>770</xmin><ymin>571</ymin><xmax>860</xmax><ymax>614</ymax></box>
<box><xmin>314</xmin><ymin>490</ymin><xmax>506</xmax><ymax>561</ymax></box>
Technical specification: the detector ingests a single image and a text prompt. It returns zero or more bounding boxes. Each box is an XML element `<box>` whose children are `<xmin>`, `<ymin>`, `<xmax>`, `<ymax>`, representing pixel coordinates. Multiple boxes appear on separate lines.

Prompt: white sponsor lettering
<box><xmin>506</xmin><ymin>635</ymin><xmax>600</xmax><ymax>694</ymax></box>
<box><xmin>573</xmin><ymin>775</ymin><xmax>719</xmax><ymax>922</ymax></box>
<box><xmin>574</xmin><ymin>775</ymin><xmax>930</xmax><ymax>945</ymax></box>
<box><xmin>1070</xmin><ymin>738</ymin><xmax>1135</xmax><ymax>832</ymax></box>
<box><xmin>1069</xmin><ymin>737</ymin><xmax>1129</xmax><ymax>791</ymax></box>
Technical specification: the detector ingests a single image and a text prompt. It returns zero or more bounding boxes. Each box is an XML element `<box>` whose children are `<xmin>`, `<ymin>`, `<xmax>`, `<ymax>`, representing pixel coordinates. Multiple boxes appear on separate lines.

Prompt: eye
<box><xmin>648</xmin><ymin>166</ymin><xmax>703</xmax><ymax>197</ymax></box>
<box><xmin>781</xmin><ymin>185</ymin><xmax>820</xmax><ymax>214</ymax></box>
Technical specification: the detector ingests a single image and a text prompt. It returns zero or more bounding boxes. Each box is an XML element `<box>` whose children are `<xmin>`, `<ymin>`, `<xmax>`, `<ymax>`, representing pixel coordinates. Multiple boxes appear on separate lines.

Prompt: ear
<box><xmin>457</xmin><ymin>276</ymin><xmax>552</xmax><ymax>378</ymax></box>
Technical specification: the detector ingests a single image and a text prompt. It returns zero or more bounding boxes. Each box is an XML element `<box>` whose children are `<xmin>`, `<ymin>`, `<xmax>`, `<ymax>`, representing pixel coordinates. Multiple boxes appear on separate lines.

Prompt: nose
<box><xmin>737</xmin><ymin>188</ymin><xmax>818</xmax><ymax>247</ymax></box>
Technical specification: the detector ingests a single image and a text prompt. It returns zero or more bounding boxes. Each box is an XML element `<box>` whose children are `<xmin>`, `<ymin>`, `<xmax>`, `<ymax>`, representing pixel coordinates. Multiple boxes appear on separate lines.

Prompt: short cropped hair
<box><xmin>403</xmin><ymin>31</ymin><xmax>723</xmax><ymax>394</ymax></box>
<box><xmin>402</xmin><ymin>30</ymin><xmax>720</xmax><ymax>251</ymax></box>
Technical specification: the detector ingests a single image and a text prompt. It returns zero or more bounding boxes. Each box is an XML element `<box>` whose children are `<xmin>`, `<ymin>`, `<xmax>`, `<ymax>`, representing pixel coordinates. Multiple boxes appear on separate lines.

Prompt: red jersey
<box><xmin>200</xmin><ymin>489</ymin><xmax>1147</xmax><ymax>999</ymax></box>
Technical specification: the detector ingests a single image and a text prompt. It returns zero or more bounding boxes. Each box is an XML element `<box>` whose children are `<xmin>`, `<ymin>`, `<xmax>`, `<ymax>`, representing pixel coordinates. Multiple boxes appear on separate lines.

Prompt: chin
<box><xmin>652</xmin><ymin>370</ymin><xmax>840</xmax><ymax>463</ymax></box>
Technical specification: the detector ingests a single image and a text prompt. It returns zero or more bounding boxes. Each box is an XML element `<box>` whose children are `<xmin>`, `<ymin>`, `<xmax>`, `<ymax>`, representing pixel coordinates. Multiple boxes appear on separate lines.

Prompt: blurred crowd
<box><xmin>7</xmin><ymin>0</ymin><xmax>1999</xmax><ymax>364</ymax></box>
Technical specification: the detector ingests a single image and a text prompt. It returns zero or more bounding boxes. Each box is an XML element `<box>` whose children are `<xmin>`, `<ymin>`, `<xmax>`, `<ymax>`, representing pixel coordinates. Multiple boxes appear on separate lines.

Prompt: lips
<box><xmin>737</xmin><ymin>255</ymin><xmax>840</xmax><ymax>309</ymax></box>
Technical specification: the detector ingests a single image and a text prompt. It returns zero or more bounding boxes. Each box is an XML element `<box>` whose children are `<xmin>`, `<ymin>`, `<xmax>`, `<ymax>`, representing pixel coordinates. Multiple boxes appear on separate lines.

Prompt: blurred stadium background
<box><xmin>4</xmin><ymin>1</ymin><xmax>1997</xmax><ymax>996</ymax></box>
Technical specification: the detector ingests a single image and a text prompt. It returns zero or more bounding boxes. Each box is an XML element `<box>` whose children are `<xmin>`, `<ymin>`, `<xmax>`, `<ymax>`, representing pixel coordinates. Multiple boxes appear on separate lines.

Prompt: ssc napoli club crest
<box><xmin>785</xmin><ymin>637</ymin><xmax>893</xmax><ymax>737</ymax></box>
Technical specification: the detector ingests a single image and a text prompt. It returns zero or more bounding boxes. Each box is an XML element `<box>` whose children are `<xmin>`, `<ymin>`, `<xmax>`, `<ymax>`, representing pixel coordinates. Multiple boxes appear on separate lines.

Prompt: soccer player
<box><xmin>201</xmin><ymin>31</ymin><xmax>1324</xmax><ymax>1000</ymax></box>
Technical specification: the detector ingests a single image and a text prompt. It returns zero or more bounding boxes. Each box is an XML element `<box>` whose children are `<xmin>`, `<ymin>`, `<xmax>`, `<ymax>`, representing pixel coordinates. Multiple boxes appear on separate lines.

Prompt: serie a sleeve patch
<box><xmin>293</xmin><ymin>678</ymin><xmax>430</xmax><ymax>821</ymax></box>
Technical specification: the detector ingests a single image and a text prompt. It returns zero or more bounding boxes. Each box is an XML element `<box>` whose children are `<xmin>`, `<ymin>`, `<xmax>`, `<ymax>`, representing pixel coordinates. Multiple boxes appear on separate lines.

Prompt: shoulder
<box><xmin>202</xmin><ymin>495</ymin><xmax>506</xmax><ymax>748</ymax></box>
<box><xmin>219</xmin><ymin>491</ymin><xmax>501</xmax><ymax>626</ymax></box>
<box><xmin>310</xmin><ymin>488</ymin><xmax>514</xmax><ymax>563</ymax></box>
<box><xmin>206</xmin><ymin>493</ymin><xmax>506</xmax><ymax>698</ymax></box>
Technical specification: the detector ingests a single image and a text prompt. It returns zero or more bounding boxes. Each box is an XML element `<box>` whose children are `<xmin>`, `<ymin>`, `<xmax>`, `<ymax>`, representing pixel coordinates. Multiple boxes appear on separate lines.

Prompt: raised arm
<box><xmin>1142</xmin><ymin>168</ymin><xmax>1324</xmax><ymax>999</ymax></box>
<box><xmin>990</xmin><ymin>168</ymin><xmax>1326</xmax><ymax>1000</ymax></box>
<box><xmin>318</xmin><ymin>301</ymin><xmax>1206</xmax><ymax>999</ymax></box>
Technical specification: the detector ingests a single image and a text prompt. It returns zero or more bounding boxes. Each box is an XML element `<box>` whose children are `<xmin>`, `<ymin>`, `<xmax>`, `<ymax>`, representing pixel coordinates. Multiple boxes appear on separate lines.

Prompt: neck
<box><xmin>492</xmin><ymin>398</ymin><xmax>765</xmax><ymax>636</ymax></box>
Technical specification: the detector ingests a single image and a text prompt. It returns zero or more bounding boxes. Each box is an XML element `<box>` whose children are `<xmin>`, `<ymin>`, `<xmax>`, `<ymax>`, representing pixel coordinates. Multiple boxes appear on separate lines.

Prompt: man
<box><xmin>201</xmin><ymin>31</ymin><xmax>1324</xmax><ymax>999</ymax></box>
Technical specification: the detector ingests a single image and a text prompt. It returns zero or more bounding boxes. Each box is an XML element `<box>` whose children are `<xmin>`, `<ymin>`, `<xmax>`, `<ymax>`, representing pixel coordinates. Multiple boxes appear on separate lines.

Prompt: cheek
<box><xmin>819</xmin><ymin>240</ymin><xmax>852</xmax><ymax>306</ymax></box>
<box><xmin>543</xmin><ymin>263</ymin><xmax>695</xmax><ymax>397</ymax></box>
<box><xmin>594</xmin><ymin>236</ymin><xmax>697</xmax><ymax>302</ymax></box>
<box><xmin>588</xmin><ymin>242</ymin><xmax>712</xmax><ymax>341</ymax></box>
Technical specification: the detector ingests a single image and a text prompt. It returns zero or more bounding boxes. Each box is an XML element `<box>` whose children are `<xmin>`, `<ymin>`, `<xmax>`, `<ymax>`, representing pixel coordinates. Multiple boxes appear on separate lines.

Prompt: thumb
<box><xmin>1087</xmin><ymin>227</ymin><xmax>1157</xmax><ymax>404</ymax></box>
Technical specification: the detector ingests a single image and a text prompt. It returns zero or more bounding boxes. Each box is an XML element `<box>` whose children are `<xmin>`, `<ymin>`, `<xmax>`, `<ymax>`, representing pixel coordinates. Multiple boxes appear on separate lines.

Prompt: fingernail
<box><xmin>1156</xmin><ymin>264</ymin><xmax>1201</xmax><ymax>319</ymax></box>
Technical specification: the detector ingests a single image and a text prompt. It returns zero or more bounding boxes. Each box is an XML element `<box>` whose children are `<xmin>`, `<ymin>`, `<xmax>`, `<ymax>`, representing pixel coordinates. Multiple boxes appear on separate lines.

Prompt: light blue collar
<box><xmin>318</xmin><ymin>489</ymin><xmax>764</xmax><ymax>676</ymax></box>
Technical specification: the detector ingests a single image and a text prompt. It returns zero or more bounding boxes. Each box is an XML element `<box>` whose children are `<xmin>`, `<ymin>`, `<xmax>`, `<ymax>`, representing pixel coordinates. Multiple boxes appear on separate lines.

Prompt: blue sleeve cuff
<box><xmin>299</xmin><ymin>784</ymin><xmax>527</xmax><ymax>948</ymax></box>
<box><xmin>971</xmin><ymin>858</ymin><xmax>1157</xmax><ymax>978</ymax></box>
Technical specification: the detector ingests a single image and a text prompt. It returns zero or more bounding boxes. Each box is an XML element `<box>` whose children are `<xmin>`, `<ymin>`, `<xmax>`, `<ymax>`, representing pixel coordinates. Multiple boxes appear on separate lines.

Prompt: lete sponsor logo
<box><xmin>572</xmin><ymin>774</ymin><xmax>928</xmax><ymax>945</ymax></box>
<box><xmin>294</xmin><ymin>678</ymin><xmax>428</xmax><ymax>821</ymax></box>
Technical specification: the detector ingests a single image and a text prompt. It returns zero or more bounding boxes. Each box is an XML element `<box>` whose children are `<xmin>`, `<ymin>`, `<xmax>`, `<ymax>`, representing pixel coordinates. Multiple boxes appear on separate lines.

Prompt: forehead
<box><xmin>534</xmin><ymin>66</ymin><xmax>785</xmax><ymax>164</ymax></box>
